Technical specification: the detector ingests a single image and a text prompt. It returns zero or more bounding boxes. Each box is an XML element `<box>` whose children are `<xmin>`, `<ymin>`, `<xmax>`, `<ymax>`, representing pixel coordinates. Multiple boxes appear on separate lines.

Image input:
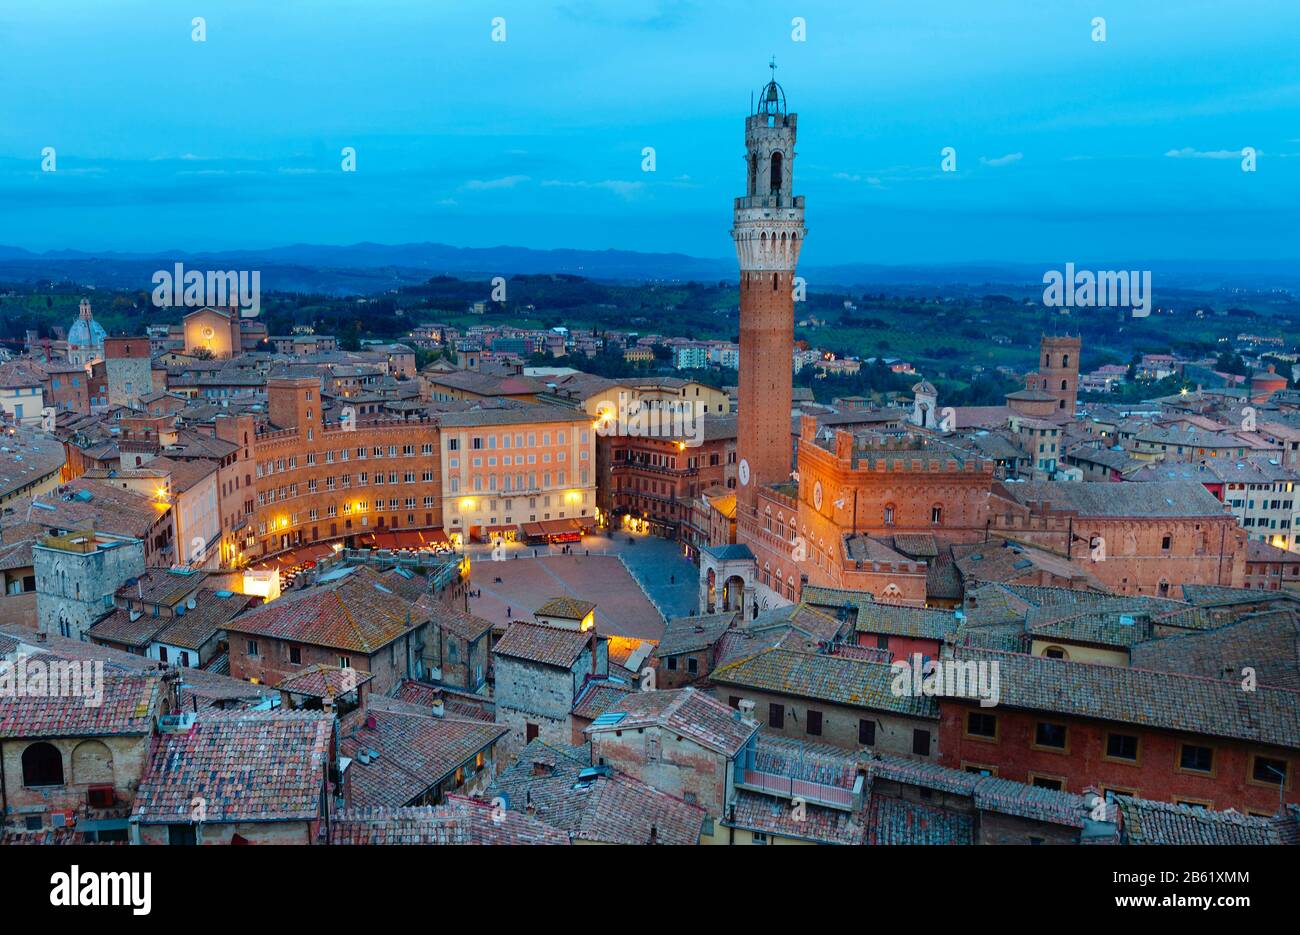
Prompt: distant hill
<box><xmin>0</xmin><ymin>242</ymin><xmax>1297</xmax><ymax>295</ymax></box>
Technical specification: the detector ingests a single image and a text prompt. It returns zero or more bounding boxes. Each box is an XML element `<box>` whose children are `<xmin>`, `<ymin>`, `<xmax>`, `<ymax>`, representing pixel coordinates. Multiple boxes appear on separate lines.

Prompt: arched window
<box><xmin>22</xmin><ymin>742</ymin><xmax>64</xmax><ymax>787</ymax></box>
<box><xmin>1044</xmin><ymin>646</ymin><xmax>1069</xmax><ymax>660</ymax></box>
<box><xmin>770</xmin><ymin>151</ymin><xmax>783</xmax><ymax>194</ymax></box>
<box><xmin>1062</xmin><ymin>354</ymin><xmax>1070</xmax><ymax>367</ymax></box>
<box><xmin>72</xmin><ymin>740</ymin><xmax>114</xmax><ymax>785</ymax></box>
<box><xmin>884</xmin><ymin>503</ymin><xmax>896</xmax><ymax>526</ymax></box>
<box><xmin>1061</xmin><ymin>379</ymin><xmax>1068</xmax><ymax>391</ymax></box>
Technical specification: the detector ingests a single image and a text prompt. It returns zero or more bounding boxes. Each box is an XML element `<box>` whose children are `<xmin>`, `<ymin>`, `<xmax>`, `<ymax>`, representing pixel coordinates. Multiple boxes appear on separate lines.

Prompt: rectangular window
<box><xmin>1105</xmin><ymin>732</ymin><xmax>1139</xmax><ymax>762</ymax></box>
<box><xmin>768</xmin><ymin>703</ymin><xmax>784</xmax><ymax>729</ymax></box>
<box><xmin>1251</xmin><ymin>755</ymin><xmax>1288</xmax><ymax>787</ymax></box>
<box><xmin>1179</xmin><ymin>744</ymin><xmax>1214</xmax><ymax>774</ymax></box>
<box><xmin>966</xmin><ymin>711</ymin><xmax>998</xmax><ymax>740</ymax></box>
<box><xmin>858</xmin><ymin>719</ymin><xmax>875</xmax><ymax>746</ymax></box>
<box><xmin>912</xmin><ymin>729</ymin><xmax>931</xmax><ymax>756</ymax></box>
<box><xmin>1034</xmin><ymin>722</ymin><xmax>1068</xmax><ymax>750</ymax></box>
<box><xmin>806</xmin><ymin>710</ymin><xmax>823</xmax><ymax>737</ymax></box>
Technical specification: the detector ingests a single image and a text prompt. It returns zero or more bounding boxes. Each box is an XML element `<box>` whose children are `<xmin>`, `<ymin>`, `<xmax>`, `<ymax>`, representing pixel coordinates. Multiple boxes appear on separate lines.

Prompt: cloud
<box><xmin>980</xmin><ymin>152</ymin><xmax>1023</xmax><ymax>167</ymax></box>
<box><xmin>832</xmin><ymin>172</ymin><xmax>883</xmax><ymax>186</ymax></box>
<box><xmin>464</xmin><ymin>175</ymin><xmax>530</xmax><ymax>190</ymax></box>
<box><xmin>541</xmin><ymin>179</ymin><xmax>644</xmax><ymax>197</ymax></box>
<box><xmin>1164</xmin><ymin>147</ymin><xmax>1244</xmax><ymax>159</ymax></box>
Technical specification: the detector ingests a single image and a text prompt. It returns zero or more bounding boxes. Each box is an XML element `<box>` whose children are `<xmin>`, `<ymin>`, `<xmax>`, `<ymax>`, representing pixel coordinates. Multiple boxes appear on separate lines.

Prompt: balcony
<box><xmin>734</xmin><ymin>738</ymin><xmax>865</xmax><ymax>812</ymax></box>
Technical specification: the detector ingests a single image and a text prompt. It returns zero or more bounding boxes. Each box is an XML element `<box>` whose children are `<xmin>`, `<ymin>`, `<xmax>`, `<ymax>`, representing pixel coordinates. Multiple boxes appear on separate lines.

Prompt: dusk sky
<box><xmin>1</xmin><ymin>0</ymin><xmax>1297</xmax><ymax>265</ymax></box>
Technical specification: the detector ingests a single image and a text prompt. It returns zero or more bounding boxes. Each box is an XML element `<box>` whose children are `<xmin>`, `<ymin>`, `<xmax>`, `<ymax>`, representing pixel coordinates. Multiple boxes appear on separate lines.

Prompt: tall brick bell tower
<box><xmin>733</xmin><ymin>64</ymin><xmax>806</xmax><ymax>499</ymax></box>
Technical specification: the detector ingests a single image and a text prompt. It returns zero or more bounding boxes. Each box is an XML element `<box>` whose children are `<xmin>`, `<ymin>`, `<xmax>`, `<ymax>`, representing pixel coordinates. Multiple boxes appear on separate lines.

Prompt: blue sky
<box><xmin>0</xmin><ymin>0</ymin><xmax>1297</xmax><ymax>265</ymax></box>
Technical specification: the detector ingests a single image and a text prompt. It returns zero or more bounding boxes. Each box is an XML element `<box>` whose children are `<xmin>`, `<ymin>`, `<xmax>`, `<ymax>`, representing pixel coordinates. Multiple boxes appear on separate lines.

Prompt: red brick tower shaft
<box><xmin>733</xmin><ymin>71</ymin><xmax>806</xmax><ymax>496</ymax></box>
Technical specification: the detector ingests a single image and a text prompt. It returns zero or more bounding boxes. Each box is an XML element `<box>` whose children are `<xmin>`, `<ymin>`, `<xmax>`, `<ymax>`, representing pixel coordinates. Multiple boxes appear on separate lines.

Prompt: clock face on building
<box><xmin>738</xmin><ymin>458</ymin><xmax>750</xmax><ymax>487</ymax></box>
<box><xmin>813</xmin><ymin>480</ymin><xmax>823</xmax><ymax>510</ymax></box>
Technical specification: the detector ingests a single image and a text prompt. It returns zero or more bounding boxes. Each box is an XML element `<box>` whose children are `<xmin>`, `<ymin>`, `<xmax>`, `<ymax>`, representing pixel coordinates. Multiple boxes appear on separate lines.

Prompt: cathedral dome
<box><xmin>68</xmin><ymin>298</ymin><xmax>106</xmax><ymax>350</ymax></box>
<box><xmin>67</xmin><ymin>316</ymin><xmax>107</xmax><ymax>348</ymax></box>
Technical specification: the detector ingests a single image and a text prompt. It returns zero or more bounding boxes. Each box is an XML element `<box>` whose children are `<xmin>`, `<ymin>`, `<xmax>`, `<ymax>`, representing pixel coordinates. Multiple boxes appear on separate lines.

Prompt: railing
<box><xmin>735</xmin><ymin>766</ymin><xmax>863</xmax><ymax>812</ymax></box>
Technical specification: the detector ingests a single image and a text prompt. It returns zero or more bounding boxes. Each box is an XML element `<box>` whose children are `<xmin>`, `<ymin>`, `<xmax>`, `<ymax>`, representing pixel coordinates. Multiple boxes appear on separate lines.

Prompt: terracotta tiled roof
<box><xmin>486</xmin><ymin>739</ymin><xmax>705</xmax><ymax>845</ymax></box>
<box><xmin>1181</xmin><ymin>584</ymin><xmax>1300</xmax><ymax>608</ymax></box>
<box><xmin>1118</xmin><ymin>797</ymin><xmax>1286</xmax><ymax>845</ymax></box>
<box><xmin>1129</xmin><ymin>609</ymin><xmax>1300</xmax><ymax>690</ymax></box>
<box><xmin>424</xmin><ymin>599</ymin><xmax>494</xmax><ymax>642</ymax></box>
<box><xmin>29</xmin><ymin>479</ymin><xmax>161</xmax><ymax>540</ymax></box>
<box><xmin>154</xmin><ymin>590</ymin><xmax>255</xmax><ymax>651</ymax></box>
<box><xmin>276</xmin><ymin>663</ymin><xmax>375</xmax><ymax>698</ymax></box>
<box><xmin>749</xmin><ymin>602</ymin><xmax>846</xmax><ymax>644</ymax></box>
<box><xmin>866</xmin><ymin>795</ymin><xmax>974</xmax><ymax>844</ymax></box>
<box><xmin>492</xmin><ymin>621</ymin><xmax>594</xmax><ymax>669</ymax></box>
<box><xmin>0</xmin><ymin>625</ymin><xmax>271</xmax><ymax>710</ymax></box>
<box><xmin>587</xmin><ymin>687</ymin><xmax>757</xmax><ymax>756</ymax></box>
<box><xmin>392</xmin><ymin>680</ymin><xmax>495</xmax><ymax>722</ymax></box>
<box><xmin>729</xmin><ymin>789</ymin><xmax>866</xmax><ymax>845</ymax></box>
<box><xmin>954</xmin><ymin>646</ymin><xmax>1300</xmax><ymax>749</ymax></box>
<box><xmin>340</xmin><ymin>697</ymin><xmax>507</xmax><ymax>808</ymax></box>
<box><xmin>656</xmin><ymin>612</ymin><xmax>737</xmax><ymax>657</ymax></box>
<box><xmin>0</xmin><ymin>670</ymin><xmax>160</xmax><ymax>738</ymax></box>
<box><xmin>1001</xmin><ymin>479</ymin><xmax>1228</xmax><ymax>518</ymax></box>
<box><xmin>951</xmin><ymin>540</ymin><xmax>1106</xmax><ymax>590</ymax></box>
<box><xmin>570</xmin><ymin>679</ymin><xmax>634</xmax><ymax>720</ymax></box>
<box><xmin>330</xmin><ymin>799</ymin><xmax>569</xmax><ymax>845</ymax></box>
<box><xmin>535</xmin><ymin>596</ymin><xmax>596</xmax><ymax>620</ymax></box>
<box><xmin>225</xmin><ymin>565</ymin><xmax>424</xmax><ymax>654</ymax></box>
<box><xmin>710</xmin><ymin>648</ymin><xmax>939</xmax><ymax>718</ymax></box>
<box><xmin>86</xmin><ymin>609</ymin><xmax>168</xmax><ymax>649</ymax></box>
<box><xmin>853</xmin><ymin>602</ymin><xmax>961</xmax><ymax>641</ymax></box>
<box><xmin>133</xmin><ymin>710</ymin><xmax>334</xmax><ymax>824</ymax></box>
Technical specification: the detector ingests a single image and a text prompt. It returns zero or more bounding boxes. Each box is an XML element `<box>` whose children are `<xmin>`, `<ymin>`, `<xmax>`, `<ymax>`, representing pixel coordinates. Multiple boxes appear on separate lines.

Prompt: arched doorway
<box><xmin>722</xmin><ymin>574</ymin><xmax>745</xmax><ymax>613</ymax></box>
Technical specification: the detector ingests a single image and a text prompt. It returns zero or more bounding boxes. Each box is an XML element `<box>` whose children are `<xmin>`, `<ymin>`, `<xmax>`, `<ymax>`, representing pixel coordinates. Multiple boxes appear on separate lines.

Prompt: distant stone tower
<box><xmin>910</xmin><ymin>380</ymin><xmax>938</xmax><ymax>428</ymax></box>
<box><xmin>1034</xmin><ymin>334</ymin><xmax>1081</xmax><ymax>418</ymax></box>
<box><xmin>733</xmin><ymin>63</ymin><xmax>806</xmax><ymax>496</ymax></box>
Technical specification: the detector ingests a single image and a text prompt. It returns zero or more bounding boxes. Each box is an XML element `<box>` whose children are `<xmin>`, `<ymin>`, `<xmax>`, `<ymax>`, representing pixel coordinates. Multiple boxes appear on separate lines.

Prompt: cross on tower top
<box><xmin>769</xmin><ymin>56</ymin><xmax>777</xmax><ymax>77</ymax></box>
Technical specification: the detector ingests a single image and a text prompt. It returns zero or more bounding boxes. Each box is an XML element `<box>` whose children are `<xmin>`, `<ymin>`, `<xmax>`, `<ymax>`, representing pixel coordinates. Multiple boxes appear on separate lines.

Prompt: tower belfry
<box><xmin>732</xmin><ymin>65</ymin><xmax>806</xmax><ymax>495</ymax></box>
